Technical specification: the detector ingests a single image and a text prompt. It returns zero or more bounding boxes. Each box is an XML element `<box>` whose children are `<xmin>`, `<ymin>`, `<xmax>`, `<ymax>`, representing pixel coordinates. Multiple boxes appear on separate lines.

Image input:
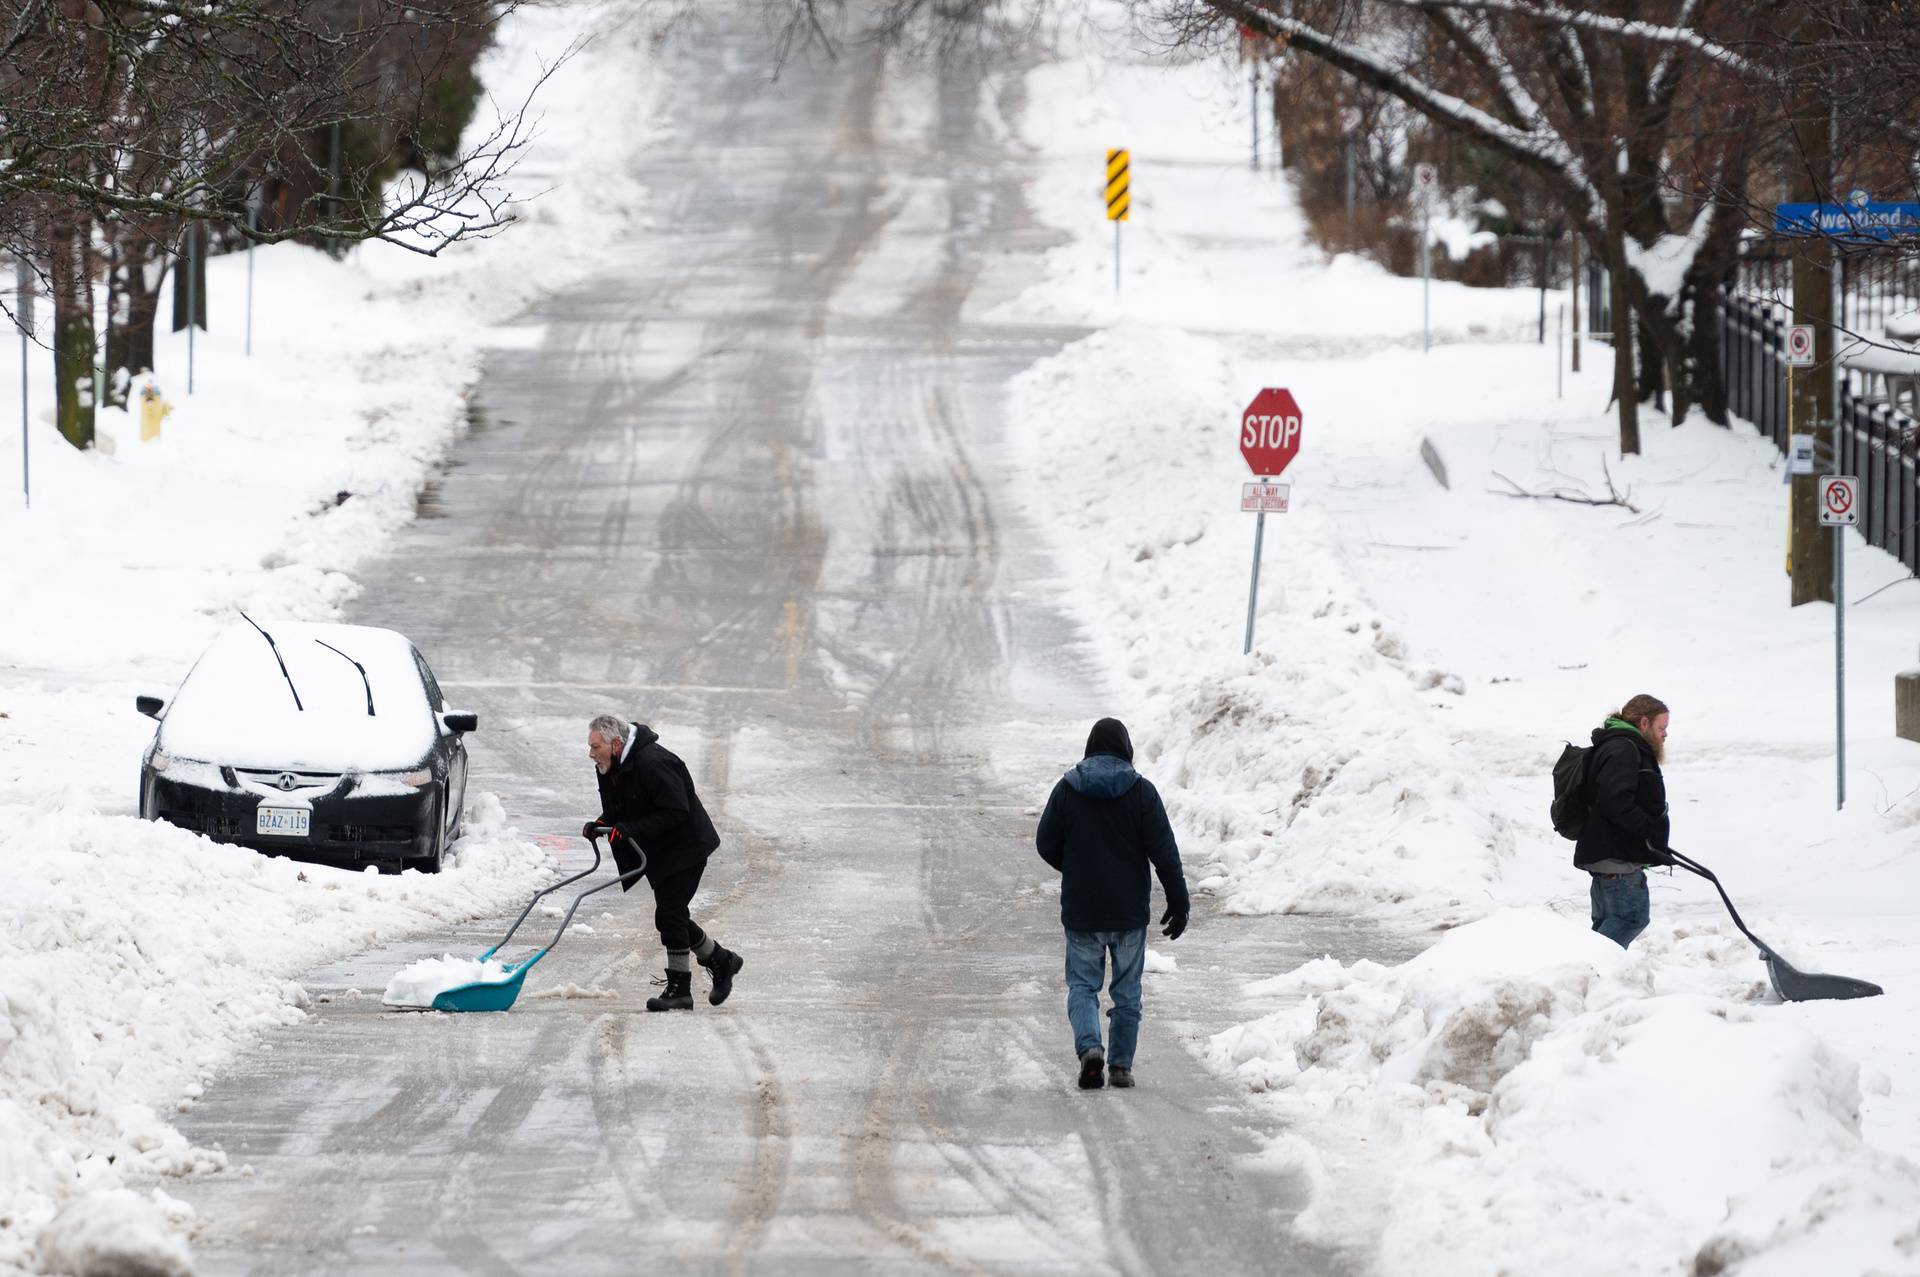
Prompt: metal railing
<box><xmin>1587</xmin><ymin>243</ymin><xmax>1920</xmax><ymax>577</ymax></box>
<box><xmin>1721</xmin><ymin>286</ymin><xmax>1920</xmax><ymax>575</ymax></box>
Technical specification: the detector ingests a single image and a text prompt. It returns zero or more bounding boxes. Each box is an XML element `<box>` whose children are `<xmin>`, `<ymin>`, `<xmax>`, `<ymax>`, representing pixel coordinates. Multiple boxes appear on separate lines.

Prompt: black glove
<box><xmin>1646</xmin><ymin>841</ymin><xmax>1675</xmax><ymax>867</ymax></box>
<box><xmin>582</xmin><ymin>821</ymin><xmax>608</xmax><ymax>841</ymax></box>
<box><xmin>1160</xmin><ymin>907</ymin><xmax>1188</xmax><ymax>940</ymax></box>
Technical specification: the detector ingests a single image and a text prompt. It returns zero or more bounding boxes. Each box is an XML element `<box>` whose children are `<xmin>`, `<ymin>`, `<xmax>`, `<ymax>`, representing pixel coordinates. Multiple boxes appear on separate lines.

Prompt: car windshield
<box><xmin>161</xmin><ymin>622</ymin><xmax>436</xmax><ymax>771</ymax></box>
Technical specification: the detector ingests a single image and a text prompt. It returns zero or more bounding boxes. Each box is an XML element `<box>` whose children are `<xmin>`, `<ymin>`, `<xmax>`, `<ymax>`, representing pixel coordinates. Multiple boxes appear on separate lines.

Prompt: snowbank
<box><xmin>1006</xmin><ymin>325</ymin><xmax>1511</xmax><ymax>919</ymax></box>
<box><xmin>1205</xmin><ymin>912</ymin><xmax>1920</xmax><ymax>1275</ymax></box>
<box><xmin>0</xmin><ymin>1</ymin><xmax>668</xmax><ymax>1269</ymax></box>
<box><xmin>0</xmin><ymin>795</ymin><xmax>551</xmax><ymax>1271</ymax></box>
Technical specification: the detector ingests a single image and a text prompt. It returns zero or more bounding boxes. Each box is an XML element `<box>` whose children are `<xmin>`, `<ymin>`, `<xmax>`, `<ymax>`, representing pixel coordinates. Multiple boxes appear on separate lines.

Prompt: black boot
<box><xmin>646</xmin><ymin>969</ymin><xmax>694</xmax><ymax>1011</ymax></box>
<box><xmin>700</xmin><ymin>944</ymin><xmax>744</xmax><ymax>1006</ymax></box>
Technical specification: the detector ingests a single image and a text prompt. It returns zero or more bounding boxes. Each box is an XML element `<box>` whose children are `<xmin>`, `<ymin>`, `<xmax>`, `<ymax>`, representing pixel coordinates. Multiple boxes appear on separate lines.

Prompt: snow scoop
<box><xmin>430</xmin><ymin>826</ymin><xmax>645</xmax><ymax>1012</ymax></box>
<box><xmin>1667</xmin><ymin>849</ymin><xmax>1882</xmax><ymax>1003</ymax></box>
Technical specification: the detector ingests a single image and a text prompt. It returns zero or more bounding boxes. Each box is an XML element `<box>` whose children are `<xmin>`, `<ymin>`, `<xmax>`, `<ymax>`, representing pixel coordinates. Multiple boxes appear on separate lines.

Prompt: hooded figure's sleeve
<box><xmin>1138</xmin><ymin>780</ymin><xmax>1191</xmax><ymax>915</ymax></box>
<box><xmin>1035</xmin><ymin>779</ymin><xmax>1069</xmax><ymax>872</ymax></box>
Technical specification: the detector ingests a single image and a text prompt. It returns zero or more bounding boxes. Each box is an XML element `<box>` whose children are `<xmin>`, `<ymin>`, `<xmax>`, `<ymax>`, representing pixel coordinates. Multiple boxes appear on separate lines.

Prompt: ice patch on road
<box><xmin>526</xmin><ymin>984</ymin><xmax>618</xmax><ymax>1001</ymax></box>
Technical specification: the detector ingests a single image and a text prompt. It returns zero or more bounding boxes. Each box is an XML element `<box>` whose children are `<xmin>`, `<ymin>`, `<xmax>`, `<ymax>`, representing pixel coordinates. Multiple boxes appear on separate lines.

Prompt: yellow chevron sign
<box><xmin>1106</xmin><ymin>149</ymin><xmax>1130</xmax><ymax>222</ymax></box>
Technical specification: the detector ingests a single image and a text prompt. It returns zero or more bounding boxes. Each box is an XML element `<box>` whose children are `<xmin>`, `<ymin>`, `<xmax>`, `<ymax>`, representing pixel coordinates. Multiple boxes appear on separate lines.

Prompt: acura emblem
<box><xmin>277</xmin><ymin>773</ymin><xmax>297</xmax><ymax>792</ymax></box>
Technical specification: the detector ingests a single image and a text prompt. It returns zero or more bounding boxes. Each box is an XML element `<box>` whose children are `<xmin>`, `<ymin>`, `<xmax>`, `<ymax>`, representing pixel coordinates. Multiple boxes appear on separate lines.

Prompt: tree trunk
<box><xmin>49</xmin><ymin>212</ymin><xmax>95</xmax><ymax>450</ymax></box>
<box><xmin>1787</xmin><ymin>57</ymin><xmax>1835</xmax><ymax>609</ymax></box>
<box><xmin>109</xmin><ymin>232</ymin><xmax>165</xmax><ymax>388</ymax></box>
<box><xmin>1633</xmin><ymin>291</ymin><xmax>1667</xmax><ymax>412</ymax></box>
<box><xmin>1603</xmin><ymin>221</ymin><xmax>1640</xmax><ymax>455</ymax></box>
<box><xmin>170</xmin><ymin>223</ymin><xmax>207</xmax><ymax>332</ymax></box>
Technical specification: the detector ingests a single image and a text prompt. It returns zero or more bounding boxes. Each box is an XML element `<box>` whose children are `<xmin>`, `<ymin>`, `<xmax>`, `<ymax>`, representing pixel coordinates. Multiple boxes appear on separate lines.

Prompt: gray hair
<box><xmin>587</xmin><ymin>714</ymin><xmax>628</xmax><ymax>745</ymax></box>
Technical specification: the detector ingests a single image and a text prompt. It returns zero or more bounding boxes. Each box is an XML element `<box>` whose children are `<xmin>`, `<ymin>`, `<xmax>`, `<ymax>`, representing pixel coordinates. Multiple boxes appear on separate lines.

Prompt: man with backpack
<box><xmin>1556</xmin><ymin>694</ymin><xmax>1674</xmax><ymax>948</ymax></box>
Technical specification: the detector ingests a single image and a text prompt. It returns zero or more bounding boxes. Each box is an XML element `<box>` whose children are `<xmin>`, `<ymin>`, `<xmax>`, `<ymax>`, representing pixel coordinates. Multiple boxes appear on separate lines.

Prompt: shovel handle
<box><xmin>1665</xmin><ymin>848</ymin><xmax>1775</xmax><ymax>957</ymax></box>
<box><xmin>483</xmin><ymin>831</ymin><xmax>608</xmax><ymax>959</ymax></box>
<box><xmin>535</xmin><ymin>852</ymin><xmax>648</xmax><ymax>958</ymax></box>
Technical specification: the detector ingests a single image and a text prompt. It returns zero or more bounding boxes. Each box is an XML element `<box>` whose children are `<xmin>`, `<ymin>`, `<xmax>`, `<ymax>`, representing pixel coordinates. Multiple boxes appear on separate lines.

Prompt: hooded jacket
<box><xmin>1035</xmin><ymin>720</ymin><xmax>1190</xmax><ymax>931</ymax></box>
<box><xmin>595</xmin><ymin>723</ymin><xmax>720</xmax><ymax>888</ymax></box>
<box><xmin>1572</xmin><ymin>720</ymin><xmax>1669</xmax><ymax>870</ymax></box>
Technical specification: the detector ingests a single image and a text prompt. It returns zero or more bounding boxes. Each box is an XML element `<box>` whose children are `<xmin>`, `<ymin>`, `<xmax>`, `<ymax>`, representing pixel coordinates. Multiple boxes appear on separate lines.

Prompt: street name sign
<box><xmin>1775</xmin><ymin>202</ymin><xmax>1920</xmax><ymax>241</ymax></box>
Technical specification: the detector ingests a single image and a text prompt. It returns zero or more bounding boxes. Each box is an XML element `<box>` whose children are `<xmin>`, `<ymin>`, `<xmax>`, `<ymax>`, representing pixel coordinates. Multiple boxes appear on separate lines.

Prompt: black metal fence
<box><xmin>1721</xmin><ymin>247</ymin><xmax>1920</xmax><ymax>575</ymax></box>
<box><xmin>1587</xmin><ymin>245</ymin><xmax>1920</xmax><ymax>575</ymax></box>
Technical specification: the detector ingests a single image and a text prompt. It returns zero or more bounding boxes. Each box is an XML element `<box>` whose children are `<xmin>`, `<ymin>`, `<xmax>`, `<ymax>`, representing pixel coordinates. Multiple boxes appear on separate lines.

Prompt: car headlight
<box><xmin>396</xmin><ymin>768</ymin><xmax>433</xmax><ymax>787</ymax></box>
<box><xmin>149</xmin><ymin>748</ymin><xmax>174</xmax><ymax>774</ymax></box>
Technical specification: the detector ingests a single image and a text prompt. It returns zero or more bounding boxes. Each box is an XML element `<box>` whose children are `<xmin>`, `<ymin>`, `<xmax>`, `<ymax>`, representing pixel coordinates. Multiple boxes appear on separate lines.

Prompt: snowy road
<box><xmin>163</xmin><ymin>15</ymin><xmax>1417</xmax><ymax>1275</ymax></box>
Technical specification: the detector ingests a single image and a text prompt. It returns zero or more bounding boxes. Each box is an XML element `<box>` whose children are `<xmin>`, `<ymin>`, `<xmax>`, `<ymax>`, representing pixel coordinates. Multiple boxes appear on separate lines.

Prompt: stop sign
<box><xmin>1240</xmin><ymin>388</ymin><xmax>1303</xmax><ymax>477</ymax></box>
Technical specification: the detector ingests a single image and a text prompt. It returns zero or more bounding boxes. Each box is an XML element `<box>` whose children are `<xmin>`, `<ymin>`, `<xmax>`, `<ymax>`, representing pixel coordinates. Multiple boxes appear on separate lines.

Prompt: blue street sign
<box><xmin>1775</xmin><ymin>201</ymin><xmax>1920</xmax><ymax>240</ymax></box>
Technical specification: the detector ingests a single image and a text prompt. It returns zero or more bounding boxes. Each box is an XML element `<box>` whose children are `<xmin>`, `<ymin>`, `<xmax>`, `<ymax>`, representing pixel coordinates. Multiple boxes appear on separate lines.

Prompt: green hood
<box><xmin>1603</xmin><ymin>716</ymin><xmax>1642</xmax><ymax>736</ymax></box>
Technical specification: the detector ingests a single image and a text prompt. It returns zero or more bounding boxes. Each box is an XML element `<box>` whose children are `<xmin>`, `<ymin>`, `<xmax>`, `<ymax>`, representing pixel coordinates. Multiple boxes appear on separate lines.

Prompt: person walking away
<box><xmin>1035</xmin><ymin>717</ymin><xmax>1190</xmax><ymax>1090</ymax></box>
<box><xmin>1573</xmin><ymin>694</ymin><xmax>1673</xmax><ymax>949</ymax></box>
<box><xmin>586</xmin><ymin>714</ymin><xmax>744</xmax><ymax>1010</ymax></box>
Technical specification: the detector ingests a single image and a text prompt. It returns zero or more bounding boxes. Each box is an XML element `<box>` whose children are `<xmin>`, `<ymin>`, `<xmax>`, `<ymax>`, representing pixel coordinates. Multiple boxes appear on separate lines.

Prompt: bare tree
<box><xmin>2</xmin><ymin>0</ymin><xmax>551</xmax><ymax>446</ymax></box>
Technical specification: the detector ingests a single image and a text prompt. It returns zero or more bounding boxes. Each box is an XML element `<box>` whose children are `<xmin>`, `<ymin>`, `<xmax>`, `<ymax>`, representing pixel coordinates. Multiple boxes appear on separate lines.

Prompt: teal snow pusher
<box><xmin>428</xmin><ymin>825</ymin><xmax>643</xmax><ymax>1013</ymax></box>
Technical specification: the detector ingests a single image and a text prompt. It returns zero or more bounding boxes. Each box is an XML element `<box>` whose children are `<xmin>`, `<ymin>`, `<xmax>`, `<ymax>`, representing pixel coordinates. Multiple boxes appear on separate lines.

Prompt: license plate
<box><xmin>255</xmin><ymin>806</ymin><xmax>311</xmax><ymax>838</ymax></box>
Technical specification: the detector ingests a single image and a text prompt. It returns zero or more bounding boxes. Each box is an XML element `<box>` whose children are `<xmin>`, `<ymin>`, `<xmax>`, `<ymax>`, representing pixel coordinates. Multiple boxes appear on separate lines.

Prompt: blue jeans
<box><xmin>1065</xmin><ymin>928</ymin><xmax>1146</xmax><ymax>1069</ymax></box>
<box><xmin>1590</xmin><ymin>872</ymin><xmax>1650</xmax><ymax>948</ymax></box>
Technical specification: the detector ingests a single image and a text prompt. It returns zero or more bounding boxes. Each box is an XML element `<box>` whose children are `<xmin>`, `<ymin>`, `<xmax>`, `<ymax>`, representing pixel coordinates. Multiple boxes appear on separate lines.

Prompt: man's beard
<box><xmin>1649</xmin><ymin>737</ymin><xmax>1665</xmax><ymax>765</ymax></box>
<box><xmin>594</xmin><ymin>758</ymin><xmax>610</xmax><ymax>775</ymax></box>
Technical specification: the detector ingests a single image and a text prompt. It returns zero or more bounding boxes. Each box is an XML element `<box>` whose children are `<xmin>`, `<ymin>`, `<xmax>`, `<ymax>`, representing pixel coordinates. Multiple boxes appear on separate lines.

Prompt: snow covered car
<box><xmin>136</xmin><ymin>619</ymin><xmax>478</xmax><ymax>873</ymax></box>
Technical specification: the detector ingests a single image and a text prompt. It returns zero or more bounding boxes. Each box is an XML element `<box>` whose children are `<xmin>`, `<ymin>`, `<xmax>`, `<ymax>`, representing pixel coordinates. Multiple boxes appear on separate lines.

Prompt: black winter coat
<box><xmin>1036</xmin><ymin>754</ymin><xmax>1191</xmax><ymax>931</ymax></box>
<box><xmin>1572</xmin><ymin>725</ymin><xmax>1669</xmax><ymax>869</ymax></box>
<box><xmin>595</xmin><ymin>724</ymin><xmax>720</xmax><ymax>889</ymax></box>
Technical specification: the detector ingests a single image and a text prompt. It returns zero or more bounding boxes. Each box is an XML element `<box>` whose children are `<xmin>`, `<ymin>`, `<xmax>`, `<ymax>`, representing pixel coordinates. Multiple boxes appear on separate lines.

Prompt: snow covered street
<box><xmin>2</xmin><ymin>1</ymin><xmax>1917</xmax><ymax>1274</ymax></box>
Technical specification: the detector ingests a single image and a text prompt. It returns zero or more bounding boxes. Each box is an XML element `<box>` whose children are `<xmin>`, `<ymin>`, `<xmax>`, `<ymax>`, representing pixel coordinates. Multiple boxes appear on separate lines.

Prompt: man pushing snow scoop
<box><xmin>385</xmin><ymin>824</ymin><xmax>638</xmax><ymax>1011</ymax></box>
<box><xmin>585</xmin><ymin>714</ymin><xmax>743</xmax><ymax>1012</ymax></box>
<box><xmin>1553</xmin><ymin>693</ymin><xmax>1881</xmax><ymax>1001</ymax></box>
<box><xmin>385</xmin><ymin>714</ymin><xmax>745</xmax><ymax>1012</ymax></box>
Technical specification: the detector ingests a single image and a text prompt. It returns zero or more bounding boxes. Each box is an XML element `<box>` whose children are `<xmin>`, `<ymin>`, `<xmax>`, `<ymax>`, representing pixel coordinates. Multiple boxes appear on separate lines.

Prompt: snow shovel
<box><xmin>1667</xmin><ymin>849</ymin><xmax>1882</xmax><ymax>1002</ymax></box>
<box><xmin>431</xmin><ymin>825</ymin><xmax>646</xmax><ymax>1012</ymax></box>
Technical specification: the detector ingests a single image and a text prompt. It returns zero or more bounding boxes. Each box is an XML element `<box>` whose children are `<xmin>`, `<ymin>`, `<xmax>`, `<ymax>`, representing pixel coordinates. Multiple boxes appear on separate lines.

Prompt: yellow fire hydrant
<box><xmin>139</xmin><ymin>383</ymin><xmax>172</xmax><ymax>442</ymax></box>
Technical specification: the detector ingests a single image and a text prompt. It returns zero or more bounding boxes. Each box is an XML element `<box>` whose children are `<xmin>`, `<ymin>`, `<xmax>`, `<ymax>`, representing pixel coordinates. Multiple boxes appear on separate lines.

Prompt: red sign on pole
<box><xmin>1240</xmin><ymin>388</ymin><xmax>1303</xmax><ymax>477</ymax></box>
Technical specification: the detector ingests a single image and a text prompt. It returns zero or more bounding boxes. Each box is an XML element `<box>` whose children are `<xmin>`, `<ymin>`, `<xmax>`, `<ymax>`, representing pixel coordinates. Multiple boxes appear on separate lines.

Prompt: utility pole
<box><xmin>1789</xmin><ymin>69</ymin><xmax>1835</xmax><ymax>607</ymax></box>
<box><xmin>1570</xmin><ymin>235</ymin><xmax>1582</xmax><ymax>373</ymax></box>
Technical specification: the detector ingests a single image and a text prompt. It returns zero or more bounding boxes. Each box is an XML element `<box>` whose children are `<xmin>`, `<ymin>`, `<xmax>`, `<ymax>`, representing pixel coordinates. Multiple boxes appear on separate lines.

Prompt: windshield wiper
<box><xmin>239</xmin><ymin>611</ymin><xmax>304</xmax><ymax>711</ymax></box>
<box><xmin>315</xmin><ymin>639</ymin><xmax>375</xmax><ymax>716</ymax></box>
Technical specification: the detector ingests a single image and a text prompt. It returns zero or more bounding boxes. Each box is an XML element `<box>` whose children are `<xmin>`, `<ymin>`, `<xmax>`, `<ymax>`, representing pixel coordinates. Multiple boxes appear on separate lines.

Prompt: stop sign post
<box><xmin>1240</xmin><ymin>388</ymin><xmax>1303</xmax><ymax>654</ymax></box>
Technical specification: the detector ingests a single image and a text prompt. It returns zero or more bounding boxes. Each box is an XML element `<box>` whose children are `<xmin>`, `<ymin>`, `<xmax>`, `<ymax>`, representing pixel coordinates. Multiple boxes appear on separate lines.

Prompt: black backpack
<box><xmin>1550</xmin><ymin>742</ymin><xmax>1592</xmax><ymax>840</ymax></box>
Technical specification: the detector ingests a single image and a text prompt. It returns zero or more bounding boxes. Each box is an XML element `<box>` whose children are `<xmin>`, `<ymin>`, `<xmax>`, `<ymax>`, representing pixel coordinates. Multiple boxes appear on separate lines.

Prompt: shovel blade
<box><xmin>1763</xmin><ymin>953</ymin><xmax>1883</xmax><ymax>1003</ymax></box>
<box><xmin>429</xmin><ymin>956</ymin><xmax>537</xmax><ymax>1013</ymax></box>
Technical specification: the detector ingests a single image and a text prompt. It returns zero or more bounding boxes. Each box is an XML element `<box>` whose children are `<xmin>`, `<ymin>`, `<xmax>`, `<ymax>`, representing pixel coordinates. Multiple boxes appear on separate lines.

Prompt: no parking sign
<box><xmin>1785</xmin><ymin>324</ymin><xmax>1816</xmax><ymax>368</ymax></box>
<box><xmin>1820</xmin><ymin>475</ymin><xmax>1858</xmax><ymax>526</ymax></box>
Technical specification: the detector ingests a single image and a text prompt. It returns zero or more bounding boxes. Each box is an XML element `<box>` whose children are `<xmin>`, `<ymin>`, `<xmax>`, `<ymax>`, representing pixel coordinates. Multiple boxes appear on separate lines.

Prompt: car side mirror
<box><xmin>136</xmin><ymin>695</ymin><xmax>165</xmax><ymax>719</ymax></box>
<box><xmin>442</xmin><ymin>712</ymin><xmax>479</xmax><ymax>734</ymax></box>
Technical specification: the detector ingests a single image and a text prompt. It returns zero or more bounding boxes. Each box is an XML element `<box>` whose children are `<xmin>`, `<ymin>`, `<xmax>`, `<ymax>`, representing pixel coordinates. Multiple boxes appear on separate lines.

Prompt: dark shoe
<box><xmin>1077</xmin><ymin>1047</ymin><xmax>1105</xmax><ymax>1090</ymax></box>
<box><xmin>700</xmin><ymin>944</ymin><xmax>743</xmax><ymax>1006</ymax></box>
<box><xmin>645</xmin><ymin>969</ymin><xmax>694</xmax><ymax>1012</ymax></box>
<box><xmin>1108</xmin><ymin>1067</ymin><xmax>1135</xmax><ymax>1089</ymax></box>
